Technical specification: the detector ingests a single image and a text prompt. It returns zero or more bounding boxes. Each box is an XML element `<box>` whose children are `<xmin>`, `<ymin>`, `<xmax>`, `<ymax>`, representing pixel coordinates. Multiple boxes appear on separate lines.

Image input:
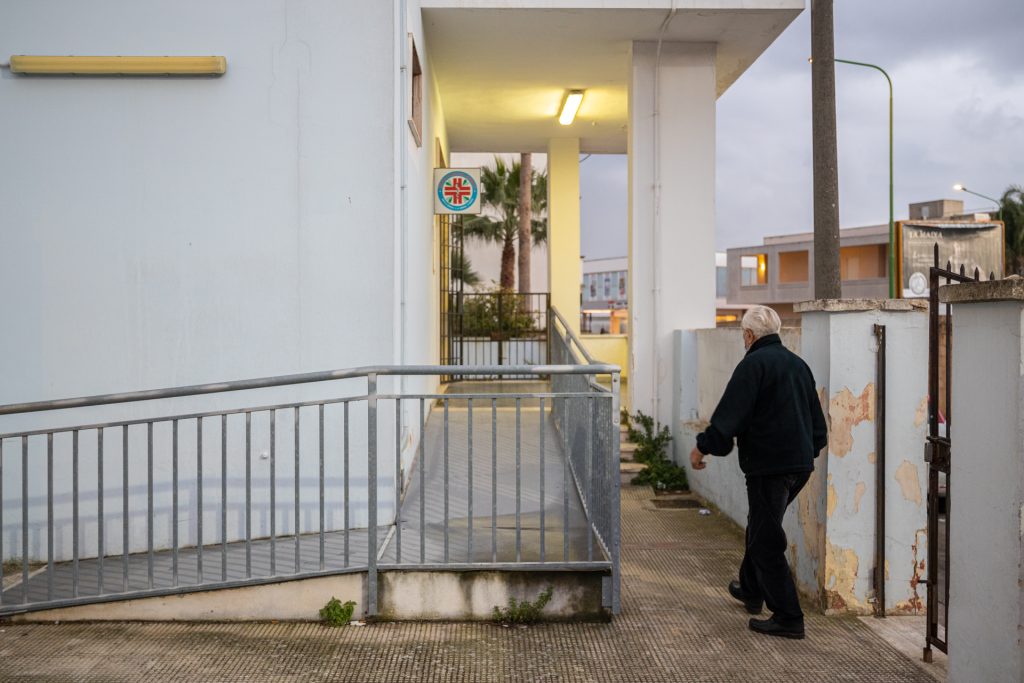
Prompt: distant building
<box><xmin>581</xmin><ymin>257</ymin><xmax>628</xmax><ymax>334</ymax></box>
<box><xmin>724</xmin><ymin>199</ymin><xmax>1003</xmax><ymax>322</ymax></box>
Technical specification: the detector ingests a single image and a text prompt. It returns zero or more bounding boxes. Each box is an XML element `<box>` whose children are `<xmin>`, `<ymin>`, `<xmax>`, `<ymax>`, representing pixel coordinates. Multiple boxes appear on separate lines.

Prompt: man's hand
<box><xmin>690</xmin><ymin>447</ymin><xmax>707</xmax><ymax>471</ymax></box>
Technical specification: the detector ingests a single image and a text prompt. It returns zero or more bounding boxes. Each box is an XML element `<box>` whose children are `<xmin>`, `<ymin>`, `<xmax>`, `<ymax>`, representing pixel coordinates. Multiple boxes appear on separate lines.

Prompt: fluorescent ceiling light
<box><xmin>559</xmin><ymin>90</ymin><xmax>584</xmax><ymax>126</ymax></box>
<box><xmin>9</xmin><ymin>55</ymin><xmax>227</xmax><ymax>76</ymax></box>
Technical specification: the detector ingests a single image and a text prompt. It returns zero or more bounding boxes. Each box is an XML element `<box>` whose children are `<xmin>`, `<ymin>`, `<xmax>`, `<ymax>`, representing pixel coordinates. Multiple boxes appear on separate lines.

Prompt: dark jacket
<box><xmin>696</xmin><ymin>334</ymin><xmax>827</xmax><ymax>477</ymax></box>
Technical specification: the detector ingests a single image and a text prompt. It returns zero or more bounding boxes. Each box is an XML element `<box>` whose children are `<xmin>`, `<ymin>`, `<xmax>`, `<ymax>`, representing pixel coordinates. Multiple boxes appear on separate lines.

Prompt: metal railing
<box><xmin>0</xmin><ymin>344</ymin><xmax>620</xmax><ymax>617</ymax></box>
<box><xmin>548</xmin><ymin>307</ymin><xmax>621</xmax><ymax>612</ymax></box>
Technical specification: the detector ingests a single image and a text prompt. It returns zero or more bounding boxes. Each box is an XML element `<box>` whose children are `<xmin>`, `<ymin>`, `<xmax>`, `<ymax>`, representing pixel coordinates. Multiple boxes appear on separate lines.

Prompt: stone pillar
<box><xmin>939</xmin><ymin>280</ymin><xmax>1024</xmax><ymax>683</ymax></box>
<box><xmin>628</xmin><ymin>41</ymin><xmax>716</xmax><ymax>437</ymax></box>
<box><xmin>547</xmin><ymin>137</ymin><xmax>581</xmax><ymax>335</ymax></box>
<box><xmin>795</xmin><ymin>300</ymin><xmax>929</xmax><ymax>614</ymax></box>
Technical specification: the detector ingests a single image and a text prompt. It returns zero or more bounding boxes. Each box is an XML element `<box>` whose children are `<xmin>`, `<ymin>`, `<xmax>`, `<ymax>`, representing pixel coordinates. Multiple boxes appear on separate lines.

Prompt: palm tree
<box><xmin>450</xmin><ymin>249</ymin><xmax>480</xmax><ymax>287</ymax></box>
<box><xmin>1000</xmin><ymin>185</ymin><xmax>1024</xmax><ymax>275</ymax></box>
<box><xmin>463</xmin><ymin>156</ymin><xmax>547</xmax><ymax>290</ymax></box>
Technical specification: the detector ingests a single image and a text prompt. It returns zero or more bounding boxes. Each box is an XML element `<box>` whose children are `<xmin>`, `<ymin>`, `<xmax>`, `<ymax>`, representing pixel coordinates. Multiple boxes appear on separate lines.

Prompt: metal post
<box><xmin>873</xmin><ymin>324</ymin><xmax>886</xmax><ymax>617</ymax></box>
<box><xmin>610</xmin><ymin>371</ymin><xmax>622</xmax><ymax>614</ymax></box>
<box><xmin>367</xmin><ymin>374</ymin><xmax>378</xmax><ymax>616</ymax></box>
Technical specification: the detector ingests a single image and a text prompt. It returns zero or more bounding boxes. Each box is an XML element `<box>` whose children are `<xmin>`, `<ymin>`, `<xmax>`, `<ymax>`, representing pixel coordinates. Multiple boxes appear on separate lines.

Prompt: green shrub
<box><xmin>625</xmin><ymin>410</ymin><xmax>688</xmax><ymax>492</ymax></box>
<box><xmin>319</xmin><ymin>597</ymin><xmax>356</xmax><ymax>626</ymax></box>
<box><xmin>460</xmin><ymin>286</ymin><xmax>540</xmax><ymax>338</ymax></box>
<box><xmin>492</xmin><ymin>586</ymin><xmax>554</xmax><ymax>624</ymax></box>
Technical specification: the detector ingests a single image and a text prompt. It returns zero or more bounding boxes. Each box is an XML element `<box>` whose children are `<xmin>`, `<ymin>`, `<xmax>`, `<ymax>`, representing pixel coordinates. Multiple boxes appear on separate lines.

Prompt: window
<box><xmin>840</xmin><ymin>244</ymin><xmax>887</xmax><ymax>281</ymax></box>
<box><xmin>716</xmin><ymin>266</ymin><xmax>728</xmax><ymax>297</ymax></box>
<box><xmin>741</xmin><ymin>254</ymin><xmax>768</xmax><ymax>287</ymax></box>
<box><xmin>408</xmin><ymin>38</ymin><xmax>423</xmax><ymax>147</ymax></box>
<box><xmin>778</xmin><ymin>250</ymin><xmax>809</xmax><ymax>284</ymax></box>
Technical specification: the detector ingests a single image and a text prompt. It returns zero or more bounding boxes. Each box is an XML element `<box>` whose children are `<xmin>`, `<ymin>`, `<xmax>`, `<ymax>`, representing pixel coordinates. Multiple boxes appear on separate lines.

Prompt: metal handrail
<box><xmin>549</xmin><ymin>307</ymin><xmax>603</xmax><ymax>365</ymax></box>
<box><xmin>0</xmin><ymin>363</ymin><xmax>619</xmax><ymax>417</ymax></box>
<box><xmin>0</xmin><ymin>358</ymin><xmax>622</xmax><ymax>618</ymax></box>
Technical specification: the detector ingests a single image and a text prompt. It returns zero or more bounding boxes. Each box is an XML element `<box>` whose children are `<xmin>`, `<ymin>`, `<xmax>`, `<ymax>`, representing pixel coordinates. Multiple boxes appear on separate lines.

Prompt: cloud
<box><xmin>715</xmin><ymin>0</ymin><xmax>1024</xmax><ymax>249</ymax></box>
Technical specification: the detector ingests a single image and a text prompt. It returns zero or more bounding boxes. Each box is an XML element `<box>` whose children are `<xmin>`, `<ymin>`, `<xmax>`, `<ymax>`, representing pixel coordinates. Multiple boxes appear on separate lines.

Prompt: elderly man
<box><xmin>690</xmin><ymin>305</ymin><xmax>827</xmax><ymax>640</ymax></box>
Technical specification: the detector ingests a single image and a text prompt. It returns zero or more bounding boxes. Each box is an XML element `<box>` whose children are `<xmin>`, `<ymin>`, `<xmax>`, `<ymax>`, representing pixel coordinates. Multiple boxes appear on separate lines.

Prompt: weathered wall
<box><xmin>675</xmin><ymin>303</ymin><xmax>928</xmax><ymax>615</ymax></box>
<box><xmin>808</xmin><ymin>306</ymin><xmax>929</xmax><ymax>615</ymax></box>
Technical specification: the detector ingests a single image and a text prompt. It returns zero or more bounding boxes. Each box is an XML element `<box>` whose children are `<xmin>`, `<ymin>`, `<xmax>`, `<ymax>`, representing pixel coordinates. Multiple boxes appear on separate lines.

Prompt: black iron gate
<box><xmin>439</xmin><ymin>213</ymin><xmax>464</xmax><ymax>381</ymax></box>
<box><xmin>924</xmin><ymin>245</ymin><xmax>996</xmax><ymax>661</ymax></box>
<box><xmin>438</xmin><ymin>215</ymin><xmax>550</xmax><ymax>381</ymax></box>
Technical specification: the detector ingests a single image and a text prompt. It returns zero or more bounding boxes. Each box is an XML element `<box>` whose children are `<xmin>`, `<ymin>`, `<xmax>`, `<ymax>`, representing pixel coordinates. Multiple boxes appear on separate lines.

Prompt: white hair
<box><xmin>741</xmin><ymin>305</ymin><xmax>782</xmax><ymax>339</ymax></box>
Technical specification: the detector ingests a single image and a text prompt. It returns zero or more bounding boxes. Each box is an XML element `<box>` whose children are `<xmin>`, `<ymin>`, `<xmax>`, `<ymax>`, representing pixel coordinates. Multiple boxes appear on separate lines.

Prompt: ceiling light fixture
<box><xmin>559</xmin><ymin>90</ymin><xmax>584</xmax><ymax>126</ymax></box>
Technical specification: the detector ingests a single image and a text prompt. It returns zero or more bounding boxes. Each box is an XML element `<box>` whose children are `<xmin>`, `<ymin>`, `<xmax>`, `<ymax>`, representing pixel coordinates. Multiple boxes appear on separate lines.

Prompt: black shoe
<box><xmin>748</xmin><ymin>617</ymin><xmax>805</xmax><ymax>640</ymax></box>
<box><xmin>728</xmin><ymin>580</ymin><xmax>763</xmax><ymax>615</ymax></box>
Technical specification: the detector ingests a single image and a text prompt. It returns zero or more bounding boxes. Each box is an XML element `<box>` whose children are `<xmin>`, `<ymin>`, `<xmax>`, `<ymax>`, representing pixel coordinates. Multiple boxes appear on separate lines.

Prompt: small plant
<box><xmin>625</xmin><ymin>410</ymin><xmax>688</xmax><ymax>492</ymax></box>
<box><xmin>492</xmin><ymin>586</ymin><xmax>554</xmax><ymax>624</ymax></box>
<box><xmin>319</xmin><ymin>597</ymin><xmax>356</xmax><ymax>626</ymax></box>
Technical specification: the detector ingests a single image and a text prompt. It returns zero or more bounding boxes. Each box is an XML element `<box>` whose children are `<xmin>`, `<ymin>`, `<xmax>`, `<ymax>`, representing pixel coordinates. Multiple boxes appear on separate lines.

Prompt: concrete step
<box><xmin>620</xmin><ymin>461</ymin><xmax>645</xmax><ymax>475</ymax></box>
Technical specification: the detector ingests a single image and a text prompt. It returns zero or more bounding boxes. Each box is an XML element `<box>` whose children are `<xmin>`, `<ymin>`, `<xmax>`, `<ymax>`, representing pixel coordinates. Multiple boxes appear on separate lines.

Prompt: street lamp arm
<box><xmin>958</xmin><ymin>187</ymin><xmax>1001</xmax><ymax>207</ymax></box>
<box><xmin>833</xmin><ymin>57</ymin><xmax>895</xmax><ymax>297</ymax></box>
<box><xmin>834</xmin><ymin>58</ymin><xmax>892</xmax><ymax>92</ymax></box>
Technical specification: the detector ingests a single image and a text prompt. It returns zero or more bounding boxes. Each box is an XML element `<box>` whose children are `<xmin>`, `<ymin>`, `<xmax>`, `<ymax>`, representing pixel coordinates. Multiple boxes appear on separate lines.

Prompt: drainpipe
<box><xmin>651</xmin><ymin>1</ymin><xmax>677</xmax><ymax>421</ymax></box>
<box><xmin>873</xmin><ymin>323</ymin><xmax>887</xmax><ymax>617</ymax></box>
<box><xmin>399</xmin><ymin>0</ymin><xmax>409</xmax><ymax>392</ymax></box>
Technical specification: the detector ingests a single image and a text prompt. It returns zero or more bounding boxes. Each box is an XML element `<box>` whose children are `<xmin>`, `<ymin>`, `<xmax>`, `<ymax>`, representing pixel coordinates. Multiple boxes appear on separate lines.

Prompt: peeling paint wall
<box><xmin>808</xmin><ymin>307</ymin><xmax>929</xmax><ymax>615</ymax></box>
<box><xmin>674</xmin><ymin>305</ymin><xmax>929</xmax><ymax>616</ymax></box>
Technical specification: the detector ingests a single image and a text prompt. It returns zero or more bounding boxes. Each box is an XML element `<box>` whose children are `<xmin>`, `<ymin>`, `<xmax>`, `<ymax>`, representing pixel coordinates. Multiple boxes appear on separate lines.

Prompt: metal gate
<box><xmin>438</xmin><ymin>216</ymin><xmax>551</xmax><ymax>381</ymax></box>
<box><xmin>438</xmin><ymin>213</ymin><xmax>465</xmax><ymax>382</ymax></box>
<box><xmin>924</xmin><ymin>244</ymin><xmax>996</xmax><ymax>661</ymax></box>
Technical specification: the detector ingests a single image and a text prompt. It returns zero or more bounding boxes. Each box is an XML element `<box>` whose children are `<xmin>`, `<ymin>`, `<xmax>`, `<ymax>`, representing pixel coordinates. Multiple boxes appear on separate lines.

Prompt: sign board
<box><xmin>434</xmin><ymin>168</ymin><xmax>481</xmax><ymax>215</ymax></box>
<box><xmin>897</xmin><ymin>220</ymin><xmax>1005</xmax><ymax>298</ymax></box>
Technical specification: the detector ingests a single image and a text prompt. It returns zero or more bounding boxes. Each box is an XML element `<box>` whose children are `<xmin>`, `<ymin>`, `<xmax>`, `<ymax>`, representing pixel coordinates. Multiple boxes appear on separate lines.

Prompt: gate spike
<box><xmin>946</xmin><ymin>259</ymin><xmax>952</xmax><ymax>271</ymax></box>
<box><xmin>934</xmin><ymin>243</ymin><xmax>940</xmax><ymax>267</ymax></box>
<box><xmin>959</xmin><ymin>264</ymin><xmax>966</xmax><ymax>277</ymax></box>
<box><xmin>974</xmin><ymin>267</ymin><xmax>980</xmax><ymax>281</ymax></box>
<box><xmin>990</xmin><ymin>271</ymin><xmax>996</xmax><ymax>281</ymax></box>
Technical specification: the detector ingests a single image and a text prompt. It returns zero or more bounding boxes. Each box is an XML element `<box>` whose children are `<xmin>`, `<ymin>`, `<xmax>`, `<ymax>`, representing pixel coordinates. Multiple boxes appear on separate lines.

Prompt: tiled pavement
<box><xmin>0</xmin><ymin>485</ymin><xmax>937</xmax><ymax>682</ymax></box>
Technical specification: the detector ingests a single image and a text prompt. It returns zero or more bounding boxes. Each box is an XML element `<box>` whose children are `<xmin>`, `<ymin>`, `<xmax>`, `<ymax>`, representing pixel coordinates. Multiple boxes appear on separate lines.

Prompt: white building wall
<box><xmin>0</xmin><ymin>0</ymin><xmax>409</xmax><ymax>561</ymax></box>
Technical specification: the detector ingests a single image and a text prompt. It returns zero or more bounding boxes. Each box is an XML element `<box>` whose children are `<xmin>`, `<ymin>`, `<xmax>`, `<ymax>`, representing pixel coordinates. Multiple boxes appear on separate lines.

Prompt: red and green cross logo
<box><xmin>437</xmin><ymin>171</ymin><xmax>479</xmax><ymax>212</ymax></box>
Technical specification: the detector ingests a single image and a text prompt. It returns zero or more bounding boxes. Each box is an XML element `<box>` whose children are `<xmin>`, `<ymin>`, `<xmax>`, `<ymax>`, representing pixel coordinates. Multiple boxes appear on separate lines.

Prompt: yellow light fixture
<box><xmin>558</xmin><ymin>90</ymin><xmax>584</xmax><ymax>126</ymax></box>
<box><xmin>9</xmin><ymin>55</ymin><xmax>227</xmax><ymax>76</ymax></box>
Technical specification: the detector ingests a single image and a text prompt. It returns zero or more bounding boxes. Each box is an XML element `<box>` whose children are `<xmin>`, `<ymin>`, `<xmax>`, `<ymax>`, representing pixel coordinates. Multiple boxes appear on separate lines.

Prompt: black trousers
<box><xmin>739</xmin><ymin>472</ymin><xmax>810</xmax><ymax>624</ymax></box>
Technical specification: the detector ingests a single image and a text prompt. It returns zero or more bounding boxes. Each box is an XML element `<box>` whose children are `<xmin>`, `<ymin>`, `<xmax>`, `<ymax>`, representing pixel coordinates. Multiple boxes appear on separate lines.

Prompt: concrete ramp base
<box><xmin>6</xmin><ymin>570</ymin><xmax>607</xmax><ymax>623</ymax></box>
<box><xmin>379</xmin><ymin>570</ymin><xmax>608</xmax><ymax>621</ymax></box>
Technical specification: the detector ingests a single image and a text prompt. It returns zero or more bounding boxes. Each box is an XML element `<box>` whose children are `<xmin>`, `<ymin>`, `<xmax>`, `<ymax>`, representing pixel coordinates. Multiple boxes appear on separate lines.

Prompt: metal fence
<box><xmin>923</xmin><ymin>245</ymin><xmax>996</xmax><ymax>661</ymax></box>
<box><xmin>548</xmin><ymin>307</ymin><xmax>621</xmax><ymax>612</ymax></box>
<box><xmin>0</xmin><ymin>353</ymin><xmax>620</xmax><ymax>617</ymax></box>
<box><xmin>443</xmin><ymin>292</ymin><xmax>550</xmax><ymax>381</ymax></box>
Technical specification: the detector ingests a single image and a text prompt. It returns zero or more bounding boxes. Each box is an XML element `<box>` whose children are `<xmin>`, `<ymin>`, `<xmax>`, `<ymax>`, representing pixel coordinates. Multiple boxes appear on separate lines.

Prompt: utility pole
<box><xmin>811</xmin><ymin>0</ymin><xmax>842</xmax><ymax>299</ymax></box>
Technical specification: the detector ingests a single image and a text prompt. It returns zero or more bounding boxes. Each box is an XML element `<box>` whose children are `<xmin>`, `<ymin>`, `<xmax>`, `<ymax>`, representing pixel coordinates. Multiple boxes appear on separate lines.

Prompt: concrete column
<box><xmin>795</xmin><ymin>300</ymin><xmax>929</xmax><ymax>615</ymax></box>
<box><xmin>628</xmin><ymin>42</ymin><xmax>716</xmax><ymax>434</ymax></box>
<box><xmin>940</xmin><ymin>280</ymin><xmax>1024</xmax><ymax>683</ymax></box>
<box><xmin>547</xmin><ymin>138</ymin><xmax>581</xmax><ymax>334</ymax></box>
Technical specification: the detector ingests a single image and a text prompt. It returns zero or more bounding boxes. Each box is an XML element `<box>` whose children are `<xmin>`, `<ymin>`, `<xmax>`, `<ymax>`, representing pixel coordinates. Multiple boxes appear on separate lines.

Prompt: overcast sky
<box><xmin>580</xmin><ymin>0</ymin><xmax>1024</xmax><ymax>258</ymax></box>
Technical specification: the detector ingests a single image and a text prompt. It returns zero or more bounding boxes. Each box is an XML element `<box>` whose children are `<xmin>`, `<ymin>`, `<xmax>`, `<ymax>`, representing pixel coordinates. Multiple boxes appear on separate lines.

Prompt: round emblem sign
<box><xmin>437</xmin><ymin>170</ymin><xmax>478</xmax><ymax>212</ymax></box>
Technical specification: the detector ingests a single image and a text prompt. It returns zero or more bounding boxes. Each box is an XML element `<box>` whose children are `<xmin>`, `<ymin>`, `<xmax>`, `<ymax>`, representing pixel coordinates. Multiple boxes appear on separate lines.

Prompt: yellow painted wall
<box><xmin>547</xmin><ymin>138</ymin><xmax>581</xmax><ymax>333</ymax></box>
<box><xmin>581</xmin><ymin>334</ymin><xmax>628</xmax><ymax>379</ymax></box>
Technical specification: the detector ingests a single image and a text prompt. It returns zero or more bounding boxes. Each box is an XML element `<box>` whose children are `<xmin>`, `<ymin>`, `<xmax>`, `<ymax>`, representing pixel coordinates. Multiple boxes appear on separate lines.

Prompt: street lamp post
<box><xmin>834</xmin><ymin>58</ymin><xmax>895</xmax><ymax>298</ymax></box>
<box><xmin>953</xmin><ymin>184</ymin><xmax>1002</xmax><ymax>221</ymax></box>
